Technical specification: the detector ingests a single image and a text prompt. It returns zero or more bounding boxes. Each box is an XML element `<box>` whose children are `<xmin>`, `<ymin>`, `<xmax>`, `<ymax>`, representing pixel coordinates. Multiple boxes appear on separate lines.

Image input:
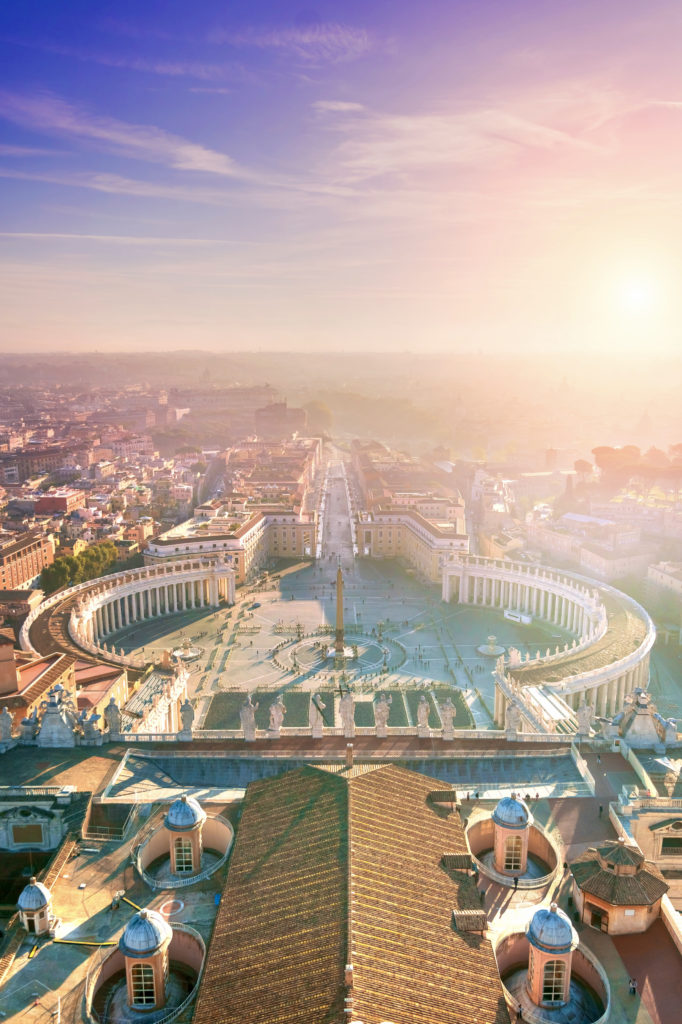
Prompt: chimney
<box><xmin>345</xmin><ymin>743</ymin><xmax>354</xmax><ymax>768</ymax></box>
<box><xmin>344</xmin><ymin>963</ymin><xmax>354</xmax><ymax>987</ymax></box>
<box><xmin>0</xmin><ymin>639</ymin><xmax>20</xmax><ymax>696</ymax></box>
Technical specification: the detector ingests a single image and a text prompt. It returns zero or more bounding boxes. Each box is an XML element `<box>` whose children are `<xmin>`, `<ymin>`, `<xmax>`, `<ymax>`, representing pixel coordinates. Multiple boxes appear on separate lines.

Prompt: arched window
<box><xmin>542</xmin><ymin>959</ymin><xmax>566</xmax><ymax>1004</ymax></box>
<box><xmin>504</xmin><ymin>834</ymin><xmax>522</xmax><ymax>872</ymax></box>
<box><xmin>131</xmin><ymin>963</ymin><xmax>156</xmax><ymax>1006</ymax></box>
<box><xmin>174</xmin><ymin>837</ymin><xmax>194</xmax><ymax>873</ymax></box>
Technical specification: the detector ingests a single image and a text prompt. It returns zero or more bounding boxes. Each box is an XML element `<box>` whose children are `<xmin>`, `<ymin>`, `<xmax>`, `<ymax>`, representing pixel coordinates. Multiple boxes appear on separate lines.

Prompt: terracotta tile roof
<box><xmin>348</xmin><ymin>765</ymin><xmax>506</xmax><ymax>1024</ymax></box>
<box><xmin>193</xmin><ymin>763</ymin><xmax>508</xmax><ymax>1024</ymax></box>
<box><xmin>570</xmin><ymin>845</ymin><xmax>669</xmax><ymax>906</ymax></box>
<box><xmin>193</xmin><ymin>766</ymin><xmax>348</xmax><ymax>1024</ymax></box>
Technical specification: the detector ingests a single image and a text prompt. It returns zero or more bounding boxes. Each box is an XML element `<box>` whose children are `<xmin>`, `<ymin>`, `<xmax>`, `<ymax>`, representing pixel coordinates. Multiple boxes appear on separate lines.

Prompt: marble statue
<box><xmin>309</xmin><ymin>694</ymin><xmax>326</xmax><ymax>738</ymax></box>
<box><xmin>82</xmin><ymin>712</ymin><xmax>102</xmax><ymax>745</ymax></box>
<box><xmin>576</xmin><ymin>698</ymin><xmax>592</xmax><ymax>736</ymax></box>
<box><xmin>240</xmin><ymin>694</ymin><xmax>259</xmax><ymax>742</ymax></box>
<box><xmin>340</xmin><ymin>690</ymin><xmax>355</xmax><ymax>738</ymax></box>
<box><xmin>180</xmin><ymin>698</ymin><xmax>195</xmax><ymax>736</ymax></box>
<box><xmin>505</xmin><ymin>701</ymin><xmax>521</xmax><ymax>733</ymax></box>
<box><xmin>508</xmin><ymin>647</ymin><xmax>521</xmax><ymax>667</ymax></box>
<box><xmin>104</xmin><ymin>697</ymin><xmax>121</xmax><ymax>736</ymax></box>
<box><xmin>417</xmin><ymin>695</ymin><xmax>430</xmax><ymax>736</ymax></box>
<box><xmin>20</xmin><ymin>710</ymin><xmax>39</xmax><ymax>743</ymax></box>
<box><xmin>440</xmin><ymin>698</ymin><xmax>456</xmax><ymax>741</ymax></box>
<box><xmin>269</xmin><ymin>695</ymin><xmax>286</xmax><ymax>735</ymax></box>
<box><xmin>0</xmin><ymin>706</ymin><xmax>13</xmax><ymax>743</ymax></box>
<box><xmin>374</xmin><ymin>693</ymin><xmax>392</xmax><ymax>738</ymax></box>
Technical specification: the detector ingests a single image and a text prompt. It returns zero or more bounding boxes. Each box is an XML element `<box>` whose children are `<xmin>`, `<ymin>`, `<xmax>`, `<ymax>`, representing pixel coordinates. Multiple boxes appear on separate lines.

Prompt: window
<box><xmin>661</xmin><ymin>837</ymin><xmax>682</xmax><ymax>855</ymax></box>
<box><xmin>12</xmin><ymin>823</ymin><xmax>43</xmax><ymax>847</ymax></box>
<box><xmin>131</xmin><ymin>963</ymin><xmax>156</xmax><ymax>1006</ymax></box>
<box><xmin>542</xmin><ymin>960</ymin><xmax>566</xmax><ymax>1004</ymax></box>
<box><xmin>174</xmin><ymin>837</ymin><xmax>194</xmax><ymax>873</ymax></box>
<box><xmin>504</xmin><ymin>834</ymin><xmax>522</xmax><ymax>872</ymax></box>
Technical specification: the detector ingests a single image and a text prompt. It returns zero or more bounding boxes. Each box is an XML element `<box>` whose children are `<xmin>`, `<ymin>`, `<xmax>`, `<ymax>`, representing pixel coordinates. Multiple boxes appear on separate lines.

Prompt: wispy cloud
<box><xmin>2</xmin><ymin>36</ymin><xmax>255</xmax><ymax>85</ymax></box>
<box><xmin>0</xmin><ymin>167</ymin><xmax>238</xmax><ymax>206</ymax></box>
<box><xmin>0</xmin><ymin>143</ymin><xmax>60</xmax><ymax>157</ymax></box>
<box><xmin>210</xmin><ymin>22</ymin><xmax>372</xmax><ymax>64</ymax></box>
<box><xmin>314</xmin><ymin>102</ymin><xmax>602</xmax><ymax>183</ymax></box>
<box><xmin>0</xmin><ymin>232</ymin><xmax>246</xmax><ymax>246</ymax></box>
<box><xmin>0</xmin><ymin>92</ymin><xmax>249</xmax><ymax>178</ymax></box>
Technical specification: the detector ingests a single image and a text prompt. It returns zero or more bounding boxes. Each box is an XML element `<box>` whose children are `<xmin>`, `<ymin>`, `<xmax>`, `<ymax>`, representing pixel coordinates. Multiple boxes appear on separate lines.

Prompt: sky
<box><xmin>1</xmin><ymin>0</ymin><xmax>682</xmax><ymax>354</ymax></box>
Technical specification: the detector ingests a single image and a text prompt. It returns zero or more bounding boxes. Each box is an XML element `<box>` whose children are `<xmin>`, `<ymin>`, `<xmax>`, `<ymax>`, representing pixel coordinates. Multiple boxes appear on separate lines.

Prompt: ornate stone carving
<box><xmin>339</xmin><ymin>690</ymin><xmax>355</xmax><ymax>738</ymax></box>
<box><xmin>440</xmin><ymin>697</ymin><xmax>456</xmax><ymax>741</ymax></box>
<box><xmin>104</xmin><ymin>697</ymin><xmax>121</xmax><ymax>737</ymax></box>
<box><xmin>268</xmin><ymin>695</ymin><xmax>286</xmax><ymax>736</ymax></box>
<box><xmin>309</xmin><ymin>694</ymin><xmax>326</xmax><ymax>738</ymax></box>
<box><xmin>374</xmin><ymin>693</ymin><xmax>392</xmax><ymax>738</ymax></box>
<box><xmin>239</xmin><ymin>694</ymin><xmax>258</xmax><ymax>742</ymax></box>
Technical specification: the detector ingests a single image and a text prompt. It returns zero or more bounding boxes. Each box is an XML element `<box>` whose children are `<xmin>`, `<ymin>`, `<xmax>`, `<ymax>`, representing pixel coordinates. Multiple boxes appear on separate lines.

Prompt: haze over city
<box><xmin>2</xmin><ymin>6</ymin><xmax>682</xmax><ymax>1024</ymax></box>
<box><xmin>2</xmin><ymin>0</ymin><xmax>682</xmax><ymax>353</ymax></box>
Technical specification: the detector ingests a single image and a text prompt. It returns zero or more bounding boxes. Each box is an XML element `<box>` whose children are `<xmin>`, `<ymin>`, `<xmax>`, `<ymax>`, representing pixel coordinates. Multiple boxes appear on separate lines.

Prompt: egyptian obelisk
<box><xmin>335</xmin><ymin>566</ymin><xmax>345</xmax><ymax>656</ymax></box>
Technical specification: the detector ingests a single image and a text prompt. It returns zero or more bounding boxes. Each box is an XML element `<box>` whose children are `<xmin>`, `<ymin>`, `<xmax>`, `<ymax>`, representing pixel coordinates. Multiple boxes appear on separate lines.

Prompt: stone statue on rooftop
<box><xmin>340</xmin><ymin>690</ymin><xmax>355</xmax><ymax>738</ymax></box>
<box><xmin>417</xmin><ymin>695</ymin><xmax>430</xmax><ymax>737</ymax></box>
<box><xmin>179</xmin><ymin>698</ymin><xmax>195</xmax><ymax>737</ymax></box>
<box><xmin>309</xmin><ymin>694</ymin><xmax>326</xmax><ymax>738</ymax></box>
<box><xmin>240</xmin><ymin>694</ymin><xmax>258</xmax><ymax>742</ymax></box>
<box><xmin>505</xmin><ymin>701</ymin><xmax>521</xmax><ymax>734</ymax></box>
<box><xmin>103</xmin><ymin>697</ymin><xmax>121</xmax><ymax>737</ymax></box>
<box><xmin>0</xmin><ymin>706</ymin><xmax>13</xmax><ymax>743</ymax></box>
<box><xmin>269</xmin><ymin>694</ymin><xmax>286</xmax><ymax>736</ymax></box>
<box><xmin>440</xmin><ymin>697</ymin><xmax>456</xmax><ymax>741</ymax></box>
<box><xmin>374</xmin><ymin>693</ymin><xmax>392</xmax><ymax>738</ymax></box>
<box><xmin>576</xmin><ymin>698</ymin><xmax>592</xmax><ymax>736</ymax></box>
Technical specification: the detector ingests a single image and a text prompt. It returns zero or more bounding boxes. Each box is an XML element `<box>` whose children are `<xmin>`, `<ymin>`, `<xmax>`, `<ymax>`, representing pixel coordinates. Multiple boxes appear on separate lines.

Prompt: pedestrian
<box><xmin>517</xmin><ymin>1004</ymin><xmax>523</xmax><ymax>1021</ymax></box>
<box><xmin>597</xmin><ymin>754</ymin><xmax>601</xmax><ymax>764</ymax></box>
<box><xmin>629</xmin><ymin>977</ymin><xmax>637</xmax><ymax>996</ymax></box>
<box><xmin>599</xmin><ymin>805</ymin><xmax>603</xmax><ymax>818</ymax></box>
<box><xmin>514</xmin><ymin>875</ymin><xmax>518</xmax><ymax>891</ymax></box>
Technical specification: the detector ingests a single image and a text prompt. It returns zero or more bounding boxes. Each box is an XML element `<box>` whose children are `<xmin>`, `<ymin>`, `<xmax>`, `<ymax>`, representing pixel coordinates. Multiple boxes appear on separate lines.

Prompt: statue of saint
<box><xmin>269</xmin><ymin>695</ymin><xmax>286</xmax><ymax>734</ymax></box>
<box><xmin>240</xmin><ymin>694</ymin><xmax>258</xmax><ymax>742</ymax></box>
<box><xmin>505</xmin><ymin>701</ymin><xmax>521</xmax><ymax>733</ymax></box>
<box><xmin>0</xmin><ymin>706</ymin><xmax>13</xmax><ymax>742</ymax></box>
<box><xmin>180</xmin><ymin>698</ymin><xmax>195</xmax><ymax>735</ymax></box>
<box><xmin>417</xmin><ymin>695</ymin><xmax>430</xmax><ymax>729</ymax></box>
<box><xmin>103</xmin><ymin>697</ymin><xmax>121</xmax><ymax>736</ymax></box>
<box><xmin>309</xmin><ymin>694</ymin><xmax>326</xmax><ymax>738</ymax></box>
<box><xmin>340</xmin><ymin>690</ymin><xmax>355</xmax><ymax>738</ymax></box>
<box><xmin>374</xmin><ymin>693</ymin><xmax>392</xmax><ymax>737</ymax></box>
<box><xmin>440</xmin><ymin>697</ymin><xmax>456</xmax><ymax>740</ymax></box>
<box><xmin>576</xmin><ymin>698</ymin><xmax>592</xmax><ymax>736</ymax></box>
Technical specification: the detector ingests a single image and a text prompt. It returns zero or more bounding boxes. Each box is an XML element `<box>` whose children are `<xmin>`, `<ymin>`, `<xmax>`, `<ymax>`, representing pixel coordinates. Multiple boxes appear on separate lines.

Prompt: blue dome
<box><xmin>119</xmin><ymin>909</ymin><xmax>172</xmax><ymax>958</ymax></box>
<box><xmin>17</xmin><ymin>877</ymin><xmax>50</xmax><ymax>912</ymax></box>
<box><xmin>527</xmin><ymin>903</ymin><xmax>577</xmax><ymax>954</ymax></box>
<box><xmin>492</xmin><ymin>793</ymin><xmax>531</xmax><ymax>829</ymax></box>
<box><xmin>165</xmin><ymin>794</ymin><xmax>206</xmax><ymax>832</ymax></box>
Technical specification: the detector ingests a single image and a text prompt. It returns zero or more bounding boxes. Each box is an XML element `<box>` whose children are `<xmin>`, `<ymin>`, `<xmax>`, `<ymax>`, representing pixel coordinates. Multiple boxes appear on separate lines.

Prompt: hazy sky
<box><xmin>1</xmin><ymin>1</ymin><xmax>681</xmax><ymax>353</ymax></box>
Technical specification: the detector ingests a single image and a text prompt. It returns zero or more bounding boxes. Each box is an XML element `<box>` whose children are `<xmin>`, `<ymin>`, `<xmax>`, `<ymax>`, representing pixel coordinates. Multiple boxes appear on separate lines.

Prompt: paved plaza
<box><xmin>107</xmin><ymin>464</ymin><xmax>574</xmax><ymax>733</ymax></box>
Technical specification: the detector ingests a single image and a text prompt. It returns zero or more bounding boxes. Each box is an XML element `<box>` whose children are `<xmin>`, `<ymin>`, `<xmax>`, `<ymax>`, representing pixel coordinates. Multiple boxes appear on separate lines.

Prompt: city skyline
<box><xmin>1</xmin><ymin>1</ymin><xmax>682</xmax><ymax>353</ymax></box>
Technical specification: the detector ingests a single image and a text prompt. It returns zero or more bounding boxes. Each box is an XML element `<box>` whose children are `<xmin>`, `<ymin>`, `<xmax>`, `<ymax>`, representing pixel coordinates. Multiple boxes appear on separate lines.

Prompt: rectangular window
<box><xmin>661</xmin><ymin>837</ymin><xmax>682</xmax><ymax>855</ymax></box>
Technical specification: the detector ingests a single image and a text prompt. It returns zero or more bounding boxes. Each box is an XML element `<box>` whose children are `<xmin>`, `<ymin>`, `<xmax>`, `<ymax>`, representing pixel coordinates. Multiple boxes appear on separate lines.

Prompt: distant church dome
<box><xmin>527</xmin><ymin>903</ymin><xmax>577</xmax><ymax>954</ymax></box>
<box><xmin>165</xmin><ymin>794</ymin><xmax>206</xmax><ymax>832</ymax></box>
<box><xmin>17</xmin><ymin>877</ymin><xmax>50</xmax><ymax>912</ymax></box>
<box><xmin>119</xmin><ymin>908</ymin><xmax>172</xmax><ymax>958</ymax></box>
<box><xmin>492</xmin><ymin>793</ymin><xmax>531</xmax><ymax>829</ymax></box>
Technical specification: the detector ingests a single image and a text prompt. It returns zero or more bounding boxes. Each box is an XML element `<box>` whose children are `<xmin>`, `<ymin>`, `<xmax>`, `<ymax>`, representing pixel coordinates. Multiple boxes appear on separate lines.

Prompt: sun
<box><xmin>617</xmin><ymin>275</ymin><xmax>658</xmax><ymax>316</ymax></box>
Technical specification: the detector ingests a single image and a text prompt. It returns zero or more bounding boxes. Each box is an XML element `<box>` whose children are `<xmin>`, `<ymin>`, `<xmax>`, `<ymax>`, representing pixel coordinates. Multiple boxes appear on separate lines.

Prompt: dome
<box><xmin>492</xmin><ymin>793</ymin><xmax>531</xmax><ymax>829</ymax></box>
<box><xmin>165</xmin><ymin>794</ymin><xmax>206</xmax><ymax>832</ymax></box>
<box><xmin>17</xmin><ymin>877</ymin><xmax>50</xmax><ymax>912</ymax></box>
<box><xmin>527</xmin><ymin>903</ymin><xmax>578</xmax><ymax>954</ymax></box>
<box><xmin>119</xmin><ymin>909</ymin><xmax>172</xmax><ymax>958</ymax></box>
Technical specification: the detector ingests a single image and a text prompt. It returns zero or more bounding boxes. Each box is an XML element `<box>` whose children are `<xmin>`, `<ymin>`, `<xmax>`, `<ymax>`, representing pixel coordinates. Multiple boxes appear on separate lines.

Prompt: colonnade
<box><xmin>66</xmin><ymin>559</ymin><xmax>236</xmax><ymax>660</ymax></box>
<box><xmin>442</xmin><ymin>555</ymin><xmax>602</xmax><ymax>643</ymax></box>
<box><xmin>443</xmin><ymin>555</ymin><xmax>655</xmax><ymax>733</ymax></box>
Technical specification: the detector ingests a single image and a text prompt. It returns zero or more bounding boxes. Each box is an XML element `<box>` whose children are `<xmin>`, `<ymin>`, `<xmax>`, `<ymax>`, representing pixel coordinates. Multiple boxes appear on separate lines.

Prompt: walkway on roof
<box><xmin>612</xmin><ymin>919</ymin><xmax>682</xmax><ymax>1024</ymax></box>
